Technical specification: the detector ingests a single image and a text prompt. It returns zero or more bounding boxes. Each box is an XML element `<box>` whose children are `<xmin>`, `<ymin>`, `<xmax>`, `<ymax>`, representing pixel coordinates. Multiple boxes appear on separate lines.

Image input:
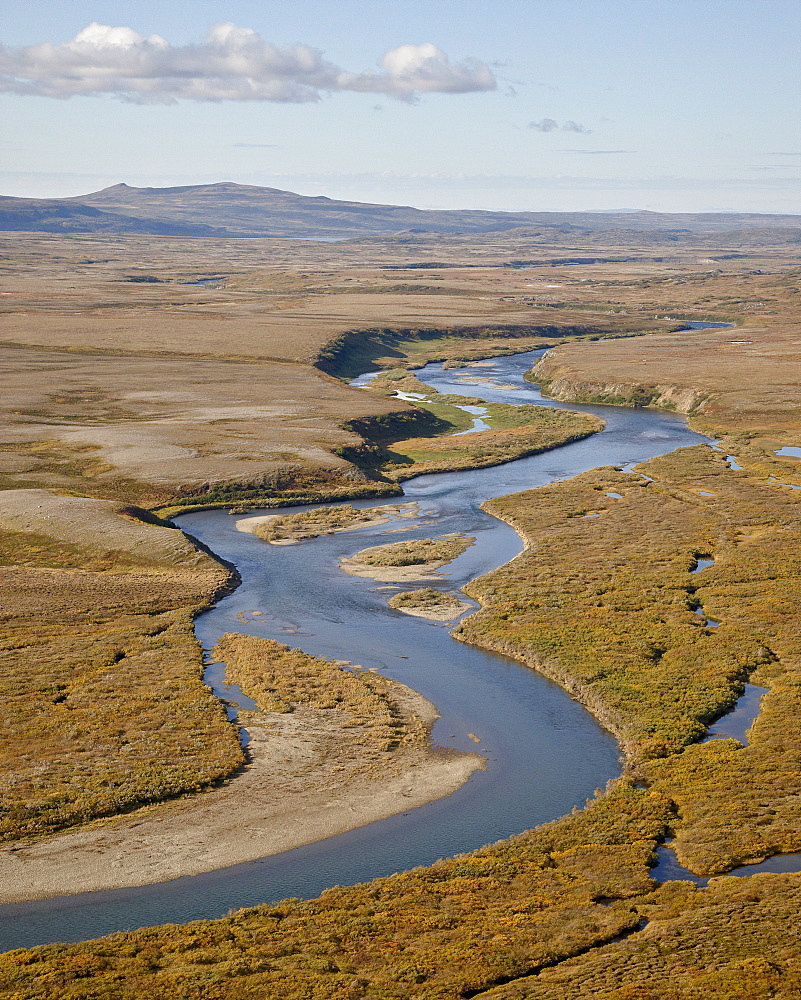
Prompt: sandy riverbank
<box><xmin>0</xmin><ymin>681</ymin><xmax>482</xmax><ymax>903</ymax></box>
<box><xmin>393</xmin><ymin>601</ymin><xmax>473</xmax><ymax>621</ymax></box>
<box><xmin>340</xmin><ymin>558</ymin><xmax>445</xmax><ymax>582</ymax></box>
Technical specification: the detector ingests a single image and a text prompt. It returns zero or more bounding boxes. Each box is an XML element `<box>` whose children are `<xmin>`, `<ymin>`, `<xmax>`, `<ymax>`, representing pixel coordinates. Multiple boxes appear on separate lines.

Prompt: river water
<box><xmin>0</xmin><ymin>345</ymin><xmax>723</xmax><ymax>950</ymax></box>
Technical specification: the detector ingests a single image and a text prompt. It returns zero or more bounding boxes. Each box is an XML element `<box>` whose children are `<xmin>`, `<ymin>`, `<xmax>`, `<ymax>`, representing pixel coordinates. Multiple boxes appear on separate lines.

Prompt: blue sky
<box><xmin>1</xmin><ymin>0</ymin><xmax>799</xmax><ymax>212</ymax></box>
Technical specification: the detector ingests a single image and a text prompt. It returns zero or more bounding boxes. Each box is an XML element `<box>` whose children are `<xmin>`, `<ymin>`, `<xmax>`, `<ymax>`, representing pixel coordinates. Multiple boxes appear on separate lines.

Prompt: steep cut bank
<box><xmin>314</xmin><ymin>319</ymin><xmax>680</xmax><ymax>380</ymax></box>
<box><xmin>528</xmin><ymin>366</ymin><xmax>708</xmax><ymax>415</ymax></box>
<box><xmin>524</xmin><ymin>293</ymin><xmax>801</xmax><ymax>478</ymax></box>
<box><xmin>4</xmin><ymin>346</ymin><xmax>801</xmax><ymax>998</ymax></box>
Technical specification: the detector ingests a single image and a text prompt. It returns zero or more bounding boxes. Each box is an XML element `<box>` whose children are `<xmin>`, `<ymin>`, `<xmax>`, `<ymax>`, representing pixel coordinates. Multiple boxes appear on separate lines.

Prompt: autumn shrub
<box><xmin>349</xmin><ymin>534</ymin><xmax>474</xmax><ymax>568</ymax></box>
<box><xmin>0</xmin><ymin>507</ymin><xmax>244</xmax><ymax>842</ymax></box>
<box><xmin>215</xmin><ymin>633</ymin><xmax>424</xmax><ymax>756</ymax></box>
<box><xmin>251</xmin><ymin>504</ymin><xmax>382</xmax><ymax>543</ymax></box>
<box><xmin>459</xmin><ymin>445</ymin><xmax>801</xmax><ymax>872</ymax></box>
<box><xmin>388</xmin><ymin>588</ymin><xmax>457</xmax><ymax>610</ymax></box>
<box><xmin>0</xmin><ymin>781</ymin><xmax>672</xmax><ymax>999</ymax></box>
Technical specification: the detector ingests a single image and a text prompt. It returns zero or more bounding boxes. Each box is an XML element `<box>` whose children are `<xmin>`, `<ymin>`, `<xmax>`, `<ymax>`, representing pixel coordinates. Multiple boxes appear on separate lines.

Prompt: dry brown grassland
<box><xmin>1</xmin><ymin>233</ymin><xmax>801</xmax><ymax>997</ymax></box>
<box><xmin>0</xmin><ymin>232</ymin><xmax>644</xmax><ymax>855</ymax></box>
<box><xmin>0</xmin><ymin>233</ymin><xmax>662</xmax><ymax>515</ymax></box>
<box><xmin>529</xmin><ymin>264</ymin><xmax>801</xmax><ymax>461</ymax></box>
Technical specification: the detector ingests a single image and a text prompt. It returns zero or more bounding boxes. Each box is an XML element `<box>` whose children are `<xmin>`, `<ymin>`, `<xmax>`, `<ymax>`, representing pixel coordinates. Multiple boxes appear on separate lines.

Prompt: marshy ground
<box><xmin>0</xmin><ymin>634</ymin><xmax>481</xmax><ymax>902</ymax></box>
<box><xmin>0</xmin><ymin>227</ymin><xmax>800</xmax><ymax>996</ymax></box>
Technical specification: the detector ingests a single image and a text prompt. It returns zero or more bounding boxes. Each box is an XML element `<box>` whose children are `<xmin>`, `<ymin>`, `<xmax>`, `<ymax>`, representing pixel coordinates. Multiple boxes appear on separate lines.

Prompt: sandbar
<box><xmin>392</xmin><ymin>600</ymin><xmax>473</xmax><ymax>621</ymax></box>
<box><xmin>235</xmin><ymin>502</ymin><xmax>419</xmax><ymax>542</ymax></box>
<box><xmin>0</xmin><ymin>680</ymin><xmax>482</xmax><ymax>903</ymax></box>
<box><xmin>340</xmin><ymin>559</ymin><xmax>446</xmax><ymax>582</ymax></box>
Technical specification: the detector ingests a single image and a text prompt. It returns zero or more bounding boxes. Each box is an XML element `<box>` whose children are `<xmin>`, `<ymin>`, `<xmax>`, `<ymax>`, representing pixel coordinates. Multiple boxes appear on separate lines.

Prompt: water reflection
<box><xmin>0</xmin><ymin>349</ymin><xmax>714</xmax><ymax>951</ymax></box>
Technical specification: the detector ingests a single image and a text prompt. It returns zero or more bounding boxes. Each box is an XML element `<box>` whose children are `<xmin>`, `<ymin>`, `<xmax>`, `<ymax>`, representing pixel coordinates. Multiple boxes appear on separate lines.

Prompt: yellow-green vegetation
<box><xmin>341</xmin><ymin>535</ymin><xmax>477</xmax><ymax>584</ymax></box>
<box><xmin>250</xmin><ymin>503</ymin><xmax>379</xmax><ymax>542</ymax></box>
<box><xmin>367</xmin><ymin>367</ymin><xmax>569</xmax><ymax>432</ymax></box>
<box><xmin>248</xmin><ymin>502</ymin><xmax>415</xmax><ymax>544</ymax></box>
<box><xmin>0</xmin><ymin>780</ymin><xmax>674</xmax><ymax>999</ymax></box>
<box><xmin>389</xmin><ymin>588</ymin><xmax>462</xmax><ymax>610</ymax></box>
<box><xmin>215</xmin><ymin>633</ymin><xmax>422</xmax><ymax>756</ymax></box>
<box><xmin>380</xmin><ymin>416</ymin><xmax>602</xmax><ymax>481</ymax></box>
<box><xmin>2</xmin><ymin>231</ymin><xmax>801</xmax><ymax>994</ymax></box>
<box><xmin>387</xmin><ymin>587</ymin><xmax>472</xmax><ymax>621</ymax></box>
<box><xmin>482</xmin><ymin>874</ymin><xmax>801</xmax><ymax>998</ymax></box>
<box><xmin>351</xmin><ymin>369</ymin><xmax>606</xmax><ymax>481</ymax></box>
<box><xmin>361</xmin><ymin>369</ymin><xmax>484</xmax><ymax>432</ymax></box>
<box><xmin>0</xmin><ymin>493</ymin><xmax>244</xmax><ymax>843</ymax></box>
<box><xmin>350</xmin><ymin>534</ymin><xmax>474</xmax><ymax>568</ymax></box>
<box><xmin>458</xmin><ymin>444</ymin><xmax>801</xmax><ymax>875</ymax></box>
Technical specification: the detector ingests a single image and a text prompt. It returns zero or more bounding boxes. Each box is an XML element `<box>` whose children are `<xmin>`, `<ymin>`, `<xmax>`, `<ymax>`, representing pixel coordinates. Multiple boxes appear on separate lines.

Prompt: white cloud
<box><xmin>529</xmin><ymin>118</ymin><xmax>593</xmax><ymax>134</ymax></box>
<box><xmin>377</xmin><ymin>42</ymin><xmax>495</xmax><ymax>95</ymax></box>
<box><xmin>0</xmin><ymin>23</ymin><xmax>496</xmax><ymax>103</ymax></box>
<box><xmin>562</xmin><ymin>120</ymin><xmax>591</xmax><ymax>134</ymax></box>
<box><xmin>529</xmin><ymin>118</ymin><xmax>559</xmax><ymax>132</ymax></box>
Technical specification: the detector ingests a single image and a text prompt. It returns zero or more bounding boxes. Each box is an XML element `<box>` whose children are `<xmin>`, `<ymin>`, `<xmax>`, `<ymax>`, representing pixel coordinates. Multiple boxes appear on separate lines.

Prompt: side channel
<box><xmin>0</xmin><ymin>348</ymin><xmax>710</xmax><ymax>950</ymax></box>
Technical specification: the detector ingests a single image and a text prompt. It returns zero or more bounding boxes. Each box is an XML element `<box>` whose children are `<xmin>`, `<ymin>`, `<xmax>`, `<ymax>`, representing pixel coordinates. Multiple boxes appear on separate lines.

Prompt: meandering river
<box><xmin>0</xmin><ymin>342</ymin><xmax>733</xmax><ymax>951</ymax></box>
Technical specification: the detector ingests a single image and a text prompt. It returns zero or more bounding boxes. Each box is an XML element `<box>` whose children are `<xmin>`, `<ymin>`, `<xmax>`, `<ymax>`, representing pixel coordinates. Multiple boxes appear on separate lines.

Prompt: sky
<box><xmin>1</xmin><ymin>0</ymin><xmax>799</xmax><ymax>213</ymax></box>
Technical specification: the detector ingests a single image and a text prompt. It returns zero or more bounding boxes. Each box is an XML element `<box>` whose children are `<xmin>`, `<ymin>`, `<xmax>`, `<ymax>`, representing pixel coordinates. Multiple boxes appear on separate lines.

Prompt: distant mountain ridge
<box><xmin>1</xmin><ymin>181</ymin><xmax>799</xmax><ymax>240</ymax></box>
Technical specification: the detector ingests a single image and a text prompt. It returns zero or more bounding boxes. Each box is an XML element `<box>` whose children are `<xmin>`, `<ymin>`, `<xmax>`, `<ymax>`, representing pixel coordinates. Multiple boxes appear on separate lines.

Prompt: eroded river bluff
<box><xmin>0</xmin><ymin>348</ymin><xmax>711</xmax><ymax>950</ymax></box>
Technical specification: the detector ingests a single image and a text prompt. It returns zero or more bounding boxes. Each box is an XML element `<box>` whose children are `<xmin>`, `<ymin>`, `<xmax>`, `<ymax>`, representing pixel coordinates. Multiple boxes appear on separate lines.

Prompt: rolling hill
<box><xmin>1</xmin><ymin>181</ymin><xmax>799</xmax><ymax>241</ymax></box>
